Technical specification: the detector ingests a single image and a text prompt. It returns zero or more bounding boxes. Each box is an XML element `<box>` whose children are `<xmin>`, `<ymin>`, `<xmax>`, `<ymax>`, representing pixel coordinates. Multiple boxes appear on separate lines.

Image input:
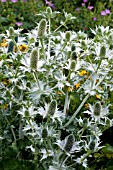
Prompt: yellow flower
<box><xmin>84</xmin><ymin>103</ymin><xmax>89</xmax><ymax>109</ymax></box>
<box><xmin>96</xmin><ymin>94</ymin><xmax>101</xmax><ymax>99</ymax></box>
<box><xmin>2</xmin><ymin>79</ymin><xmax>10</xmax><ymax>86</ymax></box>
<box><xmin>67</xmin><ymin>86</ymin><xmax>71</xmax><ymax>92</ymax></box>
<box><xmin>57</xmin><ymin>91</ymin><xmax>63</xmax><ymax>95</ymax></box>
<box><xmin>14</xmin><ymin>45</ymin><xmax>17</xmax><ymax>52</ymax></box>
<box><xmin>18</xmin><ymin>44</ymin><xmax>28</xmax><ymax>52</ymax></box>
<box><xmin>0</xmin><ymin>39</ymin><xmax>8</xmax><ymax>48</ymax></box>
<box><xmin>79</xmin><ymin>70</ymin><xmax>87</xmax><ymax>76</ymax></box>
<box><xmin>4</xmin><ymin>103</ymin><xmax>8</xmax><ymax>109</ymax></box>
<box><xmin>75</xmin><ymin>82</ymin><xmax>81</xmax><ymax>89</ymax></box>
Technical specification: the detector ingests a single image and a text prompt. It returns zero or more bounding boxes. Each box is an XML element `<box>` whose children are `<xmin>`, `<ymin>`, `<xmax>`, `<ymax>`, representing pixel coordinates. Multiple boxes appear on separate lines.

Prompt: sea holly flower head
<box><xmin>56</xmin><ymin>135</ymin><xmax>82</xmax><ymax>155</ymax></box>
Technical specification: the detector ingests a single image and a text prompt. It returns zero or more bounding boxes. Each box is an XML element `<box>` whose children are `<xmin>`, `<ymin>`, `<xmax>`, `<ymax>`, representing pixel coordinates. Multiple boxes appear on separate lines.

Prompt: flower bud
<box><xmin>71</xmin><ymin>51</ymin><xmax>77</xmax><ymax>60</ymax></box>
<box><xmin>7</xmin><ymin>41</ymin><xmax>14</xmax><ymax>53</ymax></box>
<box><xmin>65</xmin><ymin>31</ymin><xmax>71</xmax><ymax>42</ymax></box>
<box><xmin>37</xmin><ymin>19</ymin><xmax>47</xmax><ymax>38</ymax></box>
<box><xmin>100</xmin><ymin>46</ymin><xmax>106</xmax><ymax>57</ymax></box>
<box><xmin>15</xmin><ymin>36</ymin><xmax>18</xmax><ymax>43</ymax></box>
<box><xmin>71</xmin><ymin>44</ymin><xmax>76</xmax><ymax>51</ymax></box>
<box><xmin>70</xmin><ymin>60</ymin><xmax>76</xmax><ymax>70</ymax></box>
<box><xmin>47</xmin><ymin>100</ymin><xmax>57</xmax><ymax>116</ymax></box>
<box><xmin>64</xmin><ymin>134</ymin><xmax>75</xmax><ymax>153</ymax></box>
<box><xmin>9</xmin><ymin>27</ymin><xmax>15</xmax><ymax>37</ymax></box>
<box><xmin>30</xmin><ymin>48</ymin><xmax>39</xmax><ymax>70</ymax></box>
<box><xmin>66</xmin><ymin>13</ymin><xmax>72</xmax><ymax>21</ymax></box>
<box><xmin>89</xmin><ymin>140</ymin><xmax>95</xmax><ymax>151</ymax></box>
<box><xmin>93</xmin><ymin>102</ymin><xmax>101</xmax><ymax>116</ymax></box>
<box><xmin>63</xmin><ymin>68</ymin><xmax>69</xmax><ymax>77</ymax></box>
<box><xmin>97</xmin><ymin>27</ymin><xmax>101</xmax><ymax>34</ymax></box>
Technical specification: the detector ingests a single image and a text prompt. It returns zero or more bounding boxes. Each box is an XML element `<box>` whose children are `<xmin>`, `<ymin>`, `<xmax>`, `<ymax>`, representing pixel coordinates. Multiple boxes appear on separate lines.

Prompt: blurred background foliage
<box><xmin>0</xmin><ymin>0</ymin><xmax>113</xmax><ymax>35</ymax></box>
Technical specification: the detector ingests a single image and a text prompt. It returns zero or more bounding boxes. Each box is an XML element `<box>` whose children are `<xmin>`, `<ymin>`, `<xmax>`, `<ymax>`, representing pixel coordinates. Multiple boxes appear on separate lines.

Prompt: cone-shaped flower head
<box><xmin>71</xmin><ymin>44</ymin><xmax>76</xmax><ymax>51</ymax></box>
<box><xmin>37</xmin><ymin>19</ymin><xmax>47</xmax><ymax>38</ymax></box>
<box><xmin>15</xmin><ymin>36</ymin><xmax>18</xmax><ymax>43</ymax></box>
<box><xmin>64</xmin><ymin>134</ymin><xmax>75</xmax><ymax>153</ymax></box>
<box><xmin>65</xmin><ymin>31</ymin><xmax>71</xmax><ymax>42</ymax></box>
<box><xmin>99</xmin><ymin>46</ymin><xmax>106</xmax><ymax>57</ymax></box>
<box><xmin>7</xmin><ymin>41</ymin><xmax>14</xmax><ymax>53</ymax></box>
<box><xmin>46</xmin><ymin>6</ymin><xmax>52</xmax><ymax>14</ymax></box>
<box><xmin>66</xmin><ymin>13</ymin><xmax>72</xmax><ymax>21</ymax></box>
<box><xmin>47</xmin><ymin>100</ymin><xmax>57</xmax><ymax>116</ymax></box>
<box><xmin>93</xmin><ymin>101</ymin><xmax>101</xmax><ymax>116</ymax></box>
<box><xmin>71</xmin><ymin>51</ymin><xmax>77</xmax><ymax>60</ymax></box>
<box><xmin>30</xmin><ymin>48</ymin><xmax>39</xmax><ymax>70</ymax></box>
<box><xmin>70</xmin><ymin>60</ymin><xmax>76</xmax><ymax>70</ymax></box>
<box><xmin>9</xmin><ymin>27</ymin><xmax>15</xmax><ymax>37</ymax></box>
<box><xmin>97</xmin><ymin>27</ymin><xmax>101</xmax><ymax>34</ymax></box>
<box><xmin>89</xmin><ymin>140</ymin><xmax>95</xmax><ymax>151</ymax></box>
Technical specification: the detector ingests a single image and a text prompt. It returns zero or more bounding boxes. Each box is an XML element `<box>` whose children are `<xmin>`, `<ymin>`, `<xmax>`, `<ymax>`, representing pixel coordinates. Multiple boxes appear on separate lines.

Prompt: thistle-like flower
<box><xmin>9</xmin><ymin>27</ymin><xmax>15</xmax><ymax>37</ymax></box>
<box><xmin>71</xmin><ymin>44</ymin><xmax>76</xmax><ymax>51</ymax></box>
<box><xmin>70</xmin><ymin>60</ymin><xmax>76</xmax><ymax>70</ymax></box>
<box><xmin>15</xmin><ymin>36</ymin><xmax>18</xmax><ymax>43</ymax></box>
<box><xmin>71</xmin><ymin>51</ymin><xmax>77</xmax><ymax>60</ymax></box>
<box><xmin>47</xmin><ymin>100</ymin><xmax>57</xmax><ymax>116</ymax></box>
<box><xmin>66</xmin><ymin>13</ymin><xmax>72</xmax><ymax>21</ymax></box>
<box><xmin>30</xmin><ymin>48</ymin><xmax>39</xmax><ymax>70</ymax></box>
<box><xmin>93</xmin><ymin>102</ymin><xmax>101</xmax><ymax>116</ymax></box>
<box><xmin>89</xmin><ymin>140</ymin><xmax>95</xmax><ymax>151</ymax></box>
<box><xmin>37</xmin><ymin>19</ymin><xmax>47</xmax><ymax>38</ymax></box>
<box><xmin>99</xmin><ymin>46</ymin><xmax>106</xmax><ymax>57</ymax></box>
<box><xmin>65</xmin><ymin>31</ymin><xmax>71</xmax><ymax>42</ymax></box>
<box><xmin>64</xmin><ymin>134</ymin><xmax>75</xmax><ymax>153</ymax></box>
<box><xmin>7</xmin><ymin>41</ymin><xmax>14</xmax><ymax>53</ymax></box>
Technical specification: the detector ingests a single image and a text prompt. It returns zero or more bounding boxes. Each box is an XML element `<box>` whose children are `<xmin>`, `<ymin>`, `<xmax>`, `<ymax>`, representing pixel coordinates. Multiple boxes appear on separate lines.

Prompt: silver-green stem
<box><xmin>5</xmin><ymin>115</ymin><xmax>16</xmax><ymax>142</ymax></box>
<box><xmin>63</xmin><ymin>93</ymin><xmax>90</xmax><ymax>128</ymax></box>
<box><xmin>47</xmin><ymin>18</ymin><xmax>51</xmax><ymax>63</ymax></box>
<box><xmin>54</xmin><ymin>20</ymin><xmax>67</xmax><ymax>32</ymax></box>
<box><xmin>33</xmin><ymin>71</ymin><xmax>41</xmax><ymax>90</ymax></box>
<box><xmin>63</xmin><ymin>90</ymin><xmax>69</xmax><ymax>114</ymax></box>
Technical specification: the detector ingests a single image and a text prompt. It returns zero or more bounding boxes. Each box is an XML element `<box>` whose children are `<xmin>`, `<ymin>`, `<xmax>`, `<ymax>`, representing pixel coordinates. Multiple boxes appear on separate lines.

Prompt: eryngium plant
<box><xmin>9</xmin><ymin>26</ymin><xmax>15</xmax><ymax>37</ymax></box>
<box><xmin>7</xmin><ymin>40</ymin><xmax>14</xmax><ymax>53</ymax></box>
<box><xmin>1</xmin><ymin>6</ymin><xmax>113</xmax><ymax>170</ymax></box>
<box><xmin>37</xmin><ymin>19</ymin><xmax>47</xmax><ymax>38</ymax></box>
<box><xmin>30</xmin><ymin>48</ymin><xmax>39</xmax><ymax>70</ymax></box>
<box><xmin>65</xmin><ymin>31</ymin><xmax>71</xmax><ymax>42</ymax></box>
<box><xmin>47</xmin><ymin>100</ymin><xmax>57</xmax><ymax>116</ymax></box>
<box><xmin>70</xmin><ymin>60</ymin><xmax>76</xmax><ymax>70</ymax></box>
<box><xmin>93</xmin><ymin>102</ymin><xmax>101</xmax><ymax>116</ymax></box>
<box><xmin>99</xmin><ymin>45</ymin><xmax>106</xmax><ymax>57</ymax></box>
<box><xmin>64</xmin><ymin>134</ymin><xmax>75</xmax><ymax>153</ymax></box>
